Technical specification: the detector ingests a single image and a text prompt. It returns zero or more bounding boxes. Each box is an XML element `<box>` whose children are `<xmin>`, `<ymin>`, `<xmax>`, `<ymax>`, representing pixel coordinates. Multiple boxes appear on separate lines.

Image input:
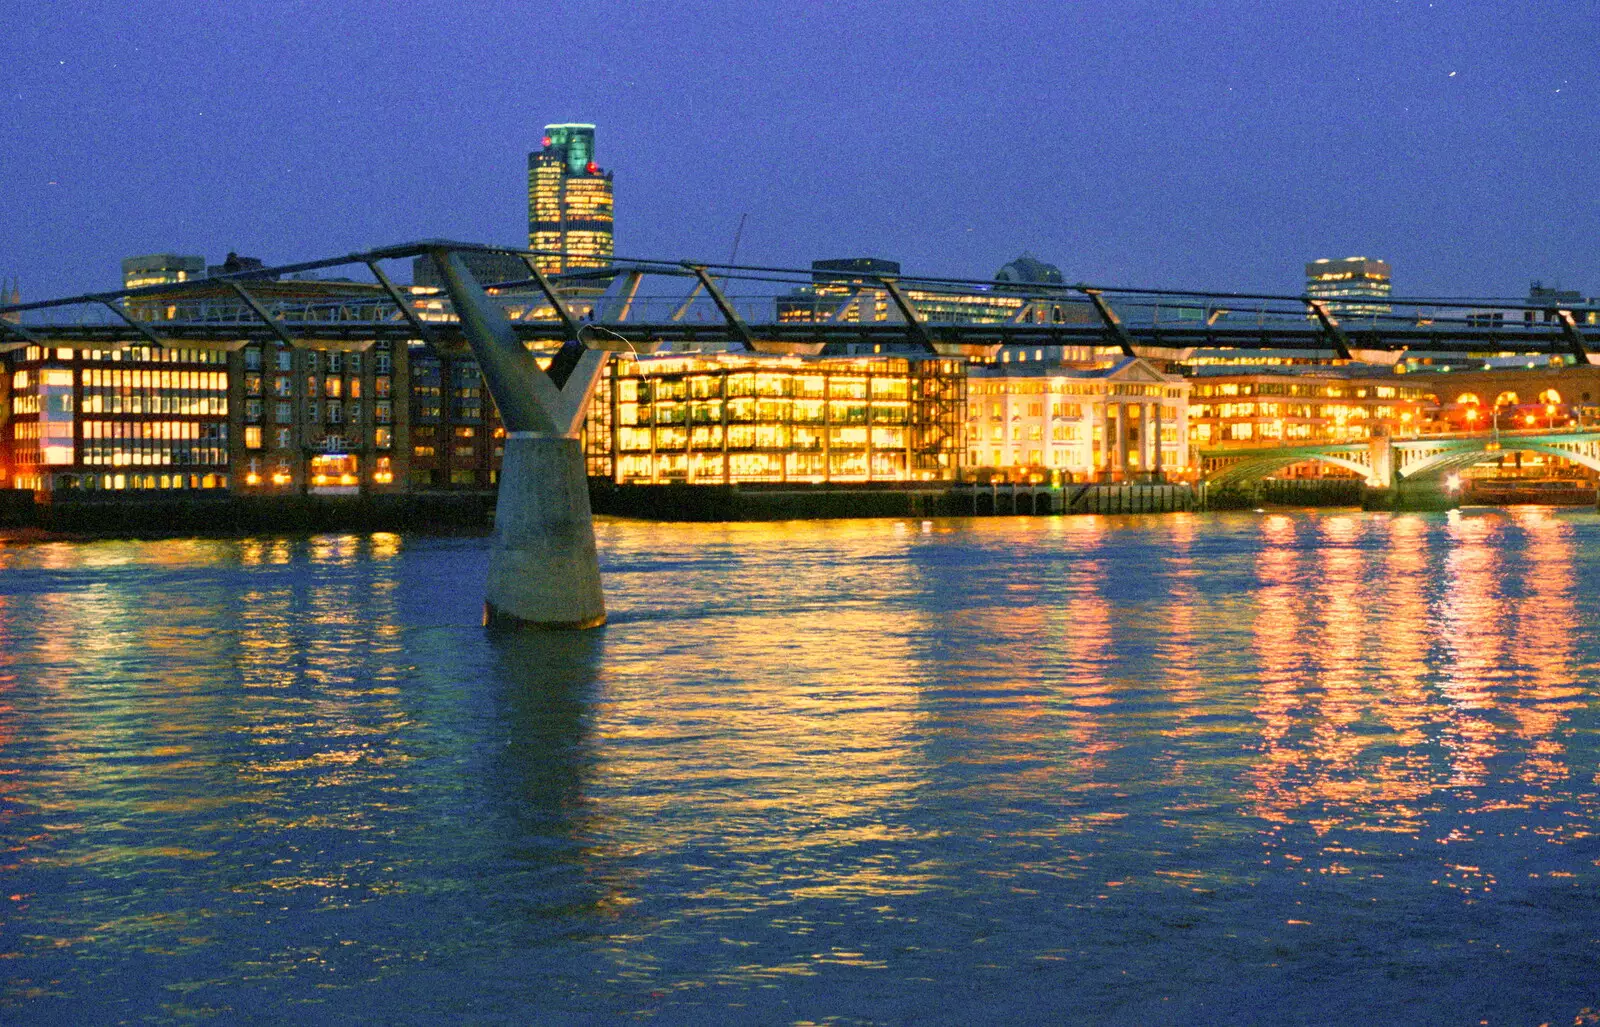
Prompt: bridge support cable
<box><xmin>684</xmin><ymin>263</ymin><xmax>755</xmax><ymax>351</ymax></box>
<box><xmin>365</xmin><ymin>260</ymin><xmax>443</xmax><ymax>353</ymax></box>
<box><xmin>1305</xmin><ymin>299</ymin><xmax>1355</xmax><ymax>361</ymax></box>
<box><xmin>518</xmin><ymin>255</ymin><xmax>593</xmax><ymax>389</ymax></box>
<box><xmin>878</xmin><ymin>276</ymin><xmax>999</xmax><ymax>357</ymax></box>
<box><xmin>603</xmin><ymin>269</ymin><xmax>645</xmax><ymax>323</ymax></box>
<box><xmin>428</xmin><ymin>246</ymin><xmax>608</xmax><ymax>630</ymax></box>
<box><xmin>1077</xmin><ymin>287</ymin><xmax>1137</xmax><ymax>357</ymax></box>
<box><xmin>0</xmin><ymin>315</ymin><xmax>42</xmax><ymax>353</ymax></box>
<box><xmin>226</xmin><ymin>281</ymin><xmax>302</xmax><ymax>350</ymax></box>
<box><xmin>1553</xmin><ymin>309</ymin><xmax>1592</xmax><ymax>363</ymax></box>
<box><xmin>668</xmin><ymin>279</ymin><xmax>704</xmax><ymax>323</ymax></box>
<box><xmin>96</xmin><ymin>300</ymin><xmax>167</xmax><ymax>349</ymax></box>
<box><xmin>877</xmin><ymin>277</ymin><xmax>936</xmax><ymax>353</ymax></box>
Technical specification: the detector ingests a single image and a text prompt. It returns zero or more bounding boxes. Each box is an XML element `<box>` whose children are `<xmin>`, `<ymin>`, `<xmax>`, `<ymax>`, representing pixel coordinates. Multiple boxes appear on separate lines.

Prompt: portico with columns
<box><xmin>967</xmin><ymin>356</ymin><xmax>1191</xmax><ymax>483</ymax></box>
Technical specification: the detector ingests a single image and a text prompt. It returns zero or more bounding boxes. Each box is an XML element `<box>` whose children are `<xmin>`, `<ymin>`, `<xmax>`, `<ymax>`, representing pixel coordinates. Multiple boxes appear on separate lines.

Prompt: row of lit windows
<box><xmin>57</xmin><ymin>473</ymin><xmax>229</xmax><ymax>491</ymax></box>
<box><xmin>243</xmin><ymin>347</ymin><xmax>382</xmax><ymax>372</ymax></box>
<box><xmin>616</xmin><ymin>449</ymin><xmax>907</xmax><ymax>484</ymax></box>
<box><xmin>243</xmin><ymin>399</ymin><xmax>393</xmax><ymax>424</ymax></box>
<box><xmin>1193</xmin><ymin>402</ymin><xmax>1382</xmax><ymax>420</ymax></box>
<box><xmin>969</xmin><ymin>379</ymin><xmax>1182</xmax><ymax>399</ymax></box>
<box><xmin>82</xmin><ymin>419</ymin><xmax>223</xmax><ymax>441</ymax></box>
<box><xmin>84</xmin><ymin>368</ymin><xmax>226</xmax><ymax>391</ymax></box>
<box><xmin>81</xmin><ymin>441</ymin><xmax>228</xmax><ymax>467</ymax></box>
<box><xmin>78</xmin><ymin>419</ymin><xmax>227</xmax><ymax>467</ymax></box>
<box><xmin>244</xmin><ymin>374</ymin><xmax>387</xmax><ymax>399</ymax></box>
<box><xmin>972</xmin><ymin>402</ymin><xmax>1088</xmax><ymax>419</ymax></box>
<box><xmin>241</xmin><ymin>426</ymin><xmax>393</xmax><ymax>451</ymax></box>
<box><xmin>240</xmin><ymin>456</ymin><xmax>395</xmax><ymax>488</ymax></box>
<box><xmin>618</xmin><ymin>423</ymin><xmax>909</xmax><ymax>452</ymax></box>
<box><xmin>1191</xmin><ymin>381</ymin><xmax>1423</xmax><ymax>400</ymax></box>
<box><xmin>19</xmin><ymin>346</ymin><xmax>225</xmax><ymax>365</ymax></box>
<box><xmin>973</xmin><ymin>424</ymin><xmax>1090</xmax><ymax>443</ymax></box>
<box><xmin>1195</xmin><ymin>422</ymin><xmax>1373</xmax><ymax>442</ymax></box>
<box><xmin>628</xmin><ymin>374</ymin><xmax>907</xmax><ymax>402</ymax></box>
<box><xmin>81</xmin><ymin>369</ymin><xmax>228</xmax><ymax>416</ymax></box>
<box><xmin>621</xmin><ymin>399</ymin><xmax>909</xmax><ymax>427</ymax></box>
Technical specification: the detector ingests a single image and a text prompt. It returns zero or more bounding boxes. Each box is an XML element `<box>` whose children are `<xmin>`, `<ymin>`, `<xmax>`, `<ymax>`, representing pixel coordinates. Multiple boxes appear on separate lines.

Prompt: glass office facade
<box><xmin>589</xmin><ymin>354</ymin><xmax>966</xmax><ymax>485</ymax></box>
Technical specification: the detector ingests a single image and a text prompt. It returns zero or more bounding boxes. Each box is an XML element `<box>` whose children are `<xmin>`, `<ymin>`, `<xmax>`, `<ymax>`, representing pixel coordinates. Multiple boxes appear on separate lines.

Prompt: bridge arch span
<box><xmin>1205</xmin><ymin>452</ymin><xmax>1377</xmax><ymax>488</ymax></box>
<box><xmin>1399</xmin><ymin>439</ymin><xmax>1600</xmax><ymax>481</ymax></box>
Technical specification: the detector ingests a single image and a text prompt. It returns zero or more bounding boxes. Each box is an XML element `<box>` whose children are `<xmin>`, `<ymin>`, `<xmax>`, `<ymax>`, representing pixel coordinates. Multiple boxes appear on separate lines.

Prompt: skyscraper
<box><xmin>1305</xmin><ymin>257</ymin><xmax>1392</xmax><ymax>316</ymax></box>
<box><xmin>528</xmin><ymin>123</ymin><xmax>614</xmax><ymax>274</ymax></box>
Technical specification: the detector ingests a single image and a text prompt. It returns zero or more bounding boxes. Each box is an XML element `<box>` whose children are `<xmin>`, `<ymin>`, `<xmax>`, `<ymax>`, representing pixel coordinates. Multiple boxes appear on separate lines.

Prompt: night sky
<box><xmin>4</xmin><ymin>0</ymin><xmax>1597</xmax><ymax>301</ymax></box>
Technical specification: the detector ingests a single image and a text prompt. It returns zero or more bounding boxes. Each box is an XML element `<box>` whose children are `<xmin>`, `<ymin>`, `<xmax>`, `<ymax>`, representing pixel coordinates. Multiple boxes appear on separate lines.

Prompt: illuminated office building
<box><xmin>122</xmin><ymin>254</ymin><xmax>206</xmax><ymax>289</ymax></box>
<box><xmin>0</xmin><ymin>255</ymin><xmax>412</xmax><ymax>499</ymax></box>
<box><xmin>4</xmin><ymin>344</ymin><xmax>231</xmax><ymax>495</ymax></box>
<box><xmin>966</xmin><ymin>358</ymin><xmax>1190</xmax><ymax>483</ymax></box>
<box><xmin>528</xmin><ymin>123</ymin><xmax>614</xmax><ymax>274</ymax></box>
<box><xmin>405</xmin><ymin>344</ymin><xmax>501</xmax><ymax>489</ymax></box>
<box><xmin>586</xmin><ymin>353</ymin><xmax>966</xmax><ymax>485</ymax></box>
<box><xmin>1306</xmin><ymin>257</ymin><xmax>1392</xmax><ymax>316</ymax></box>
<box><xmin>1187</xmin><ymin>368</ymin><xmax>1431</xmax><ymax>449</ymax></box>
<box><xmin>234</xmin><ymin>334</ymin><xmax>404</xmax><ymax>497</ymax></box>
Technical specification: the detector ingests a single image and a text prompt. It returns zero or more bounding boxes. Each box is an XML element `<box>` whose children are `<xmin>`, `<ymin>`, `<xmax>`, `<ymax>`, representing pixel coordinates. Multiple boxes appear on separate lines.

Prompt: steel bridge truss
<box><xmin>3</xmin><ymin>240</ymin><xmax>1598</xmax><ymax>363</ymax></box>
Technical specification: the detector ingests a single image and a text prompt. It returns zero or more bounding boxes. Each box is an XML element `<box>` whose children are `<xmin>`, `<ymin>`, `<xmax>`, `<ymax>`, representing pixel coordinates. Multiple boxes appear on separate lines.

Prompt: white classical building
<box><xmin>965</xmin><ymin>357</ymin><xmax>1191</xmax><ymax>482</ymax></box>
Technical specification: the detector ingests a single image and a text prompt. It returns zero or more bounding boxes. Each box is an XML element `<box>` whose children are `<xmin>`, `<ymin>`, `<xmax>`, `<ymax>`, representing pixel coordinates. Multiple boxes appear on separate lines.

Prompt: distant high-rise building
<box><xmin>528</xmin><ymin>123</ymin><xmax>614</xmax><ymax>274</ymax></box>
<box><xmin>122</xmin><ymin>254</ymin><xmax>205</xmax><ymax>290</ymax></box>
<box><xmin>1528</xmin><ymin>280</ymin><xmax>1586</xmax><ymax>307</ymax></box>
<box><xmin>411</xmin><ymin>252</ymin><xmax>532</xmax><ymax>290</ymax></box>
<box><xmin>1306</xmin><ymin>257</ymin><xmax>1391</xmax><ymax>316</ymax></box>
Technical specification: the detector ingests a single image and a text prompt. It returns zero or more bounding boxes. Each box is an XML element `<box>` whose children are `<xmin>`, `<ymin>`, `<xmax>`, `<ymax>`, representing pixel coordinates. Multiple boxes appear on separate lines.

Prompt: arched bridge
<box><xmin>9</xmin><ymin>239</ymin><xmax>1600</xmax><ymax>629</ymax></box>
<box><xmin>1202</xmin><ymin>430</ymin><xmax>1600</xmax><ymax>488</ymax></box>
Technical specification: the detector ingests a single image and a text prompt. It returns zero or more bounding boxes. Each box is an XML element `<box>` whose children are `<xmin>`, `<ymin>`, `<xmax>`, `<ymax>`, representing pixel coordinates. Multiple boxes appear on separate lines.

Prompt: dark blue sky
<box><xmin>5</xmin><ymin>0</ymin><xmax>1597</xmax><ymax>300</ymax></box>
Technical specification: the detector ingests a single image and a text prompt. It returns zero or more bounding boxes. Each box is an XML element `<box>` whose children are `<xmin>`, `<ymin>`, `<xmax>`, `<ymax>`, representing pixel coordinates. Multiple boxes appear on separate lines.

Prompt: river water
<box><xmin>2</xmin><ymin>510</ymin><xmax>1599</xmax><ymax>1024</ymax></box>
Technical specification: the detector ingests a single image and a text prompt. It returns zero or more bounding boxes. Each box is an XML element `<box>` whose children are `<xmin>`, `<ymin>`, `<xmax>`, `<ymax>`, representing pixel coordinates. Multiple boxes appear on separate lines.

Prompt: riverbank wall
<box><xmin>2</xmin><ymin>491</ymin><xmax>497</xmax><ymax>537</ymax></box>
<box><xmin>589</xmin><ymin>481</ymin><xmax>951</xmax><ymax>521</ymax></box>
<box><xmin>6</xmin><ymin>477</ymin><xmax>1579</xmax><ymax>537</ymax></box>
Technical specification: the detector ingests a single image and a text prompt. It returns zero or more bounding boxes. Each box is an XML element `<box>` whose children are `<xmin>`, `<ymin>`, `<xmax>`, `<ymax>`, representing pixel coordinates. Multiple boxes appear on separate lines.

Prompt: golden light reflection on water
<box><xmin>3</xmin><ymin>514</ymin><xmax>1600</xmax><ymax>1021</ymax></box>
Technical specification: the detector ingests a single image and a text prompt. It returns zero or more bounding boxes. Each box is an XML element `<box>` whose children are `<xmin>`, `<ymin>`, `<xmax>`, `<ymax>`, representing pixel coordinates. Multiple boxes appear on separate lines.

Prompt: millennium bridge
<box><xmin>6</xmin><ymin>240</ymin><xmax>1598</xmax><ymax>628</ymax></box>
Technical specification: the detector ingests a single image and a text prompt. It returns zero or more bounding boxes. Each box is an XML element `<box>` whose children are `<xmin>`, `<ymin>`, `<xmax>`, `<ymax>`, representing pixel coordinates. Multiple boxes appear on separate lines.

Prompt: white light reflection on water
<box><xmin>1</xmin><ymin>513</ymin><xmax>1600</xmax><ymax>1023</ymax></box>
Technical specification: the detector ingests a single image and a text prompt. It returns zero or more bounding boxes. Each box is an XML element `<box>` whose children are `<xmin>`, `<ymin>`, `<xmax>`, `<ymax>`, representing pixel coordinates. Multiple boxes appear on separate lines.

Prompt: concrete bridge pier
<box><xmin>429</xmin><ymin>245</ymin><xmax>609</xmax><ymax>629</ymax></box>
<box><xmin>485</xmin><ymin>433</ymin><xmax>606</xmax><ymax>628</ymax></box>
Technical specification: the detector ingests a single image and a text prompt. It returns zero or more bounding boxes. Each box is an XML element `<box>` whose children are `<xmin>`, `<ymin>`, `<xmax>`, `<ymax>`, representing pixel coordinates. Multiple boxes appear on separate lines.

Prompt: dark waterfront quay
<box><xmin>2</xmin><ymin>511</ymin><xmax>1600</xmax><ymax>1023</ymax></box>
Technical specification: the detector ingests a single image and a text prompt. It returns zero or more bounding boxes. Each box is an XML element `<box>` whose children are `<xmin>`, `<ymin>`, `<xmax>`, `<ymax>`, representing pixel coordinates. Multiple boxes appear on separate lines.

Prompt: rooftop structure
<box><xmin>994</xmin><ymin>253</ymin><xmax>1065</xmax><ymax>290</ymax></box>
<box><xmin>1306</xmin><ymin>256</ymin><xmax>1392</xmax><ymax>316</ymax></box>
<box><xmin>122</xmin><ymin>254</ymin><xmax>205</xmax><ymax>290</ymax></box>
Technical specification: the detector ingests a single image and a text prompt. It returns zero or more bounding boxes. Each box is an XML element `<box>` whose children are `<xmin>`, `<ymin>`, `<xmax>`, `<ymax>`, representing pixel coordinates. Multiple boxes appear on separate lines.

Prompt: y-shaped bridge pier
<box><xmin>9</xmin><ymin>239</ymin><xmax>1600</xmax><ymax>627</ymax></box>
<box><xmin>428</xmin><ymin>246</ymin><xmax>610</xmax><ymax>627</ymax></box>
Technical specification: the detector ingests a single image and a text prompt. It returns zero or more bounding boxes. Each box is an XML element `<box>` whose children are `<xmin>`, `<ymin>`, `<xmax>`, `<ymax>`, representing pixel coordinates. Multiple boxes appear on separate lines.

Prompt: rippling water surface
<box><xmin>3</xmin><ymin>510</ymin><xmax>1600</xmax><ymax>1024</ymax></box>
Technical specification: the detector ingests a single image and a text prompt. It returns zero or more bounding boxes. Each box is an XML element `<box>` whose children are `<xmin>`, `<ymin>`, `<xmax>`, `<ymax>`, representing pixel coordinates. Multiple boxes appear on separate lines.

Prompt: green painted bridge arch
<box><xmin>1202</xmin><ymin>443</ymin><xmax>1381</xmax><ymax>488</ymax></box>
<box><xmin>1201</xmin><ymin>429</ymin><xmax>1600</xmax><ymax>487</ymax></box>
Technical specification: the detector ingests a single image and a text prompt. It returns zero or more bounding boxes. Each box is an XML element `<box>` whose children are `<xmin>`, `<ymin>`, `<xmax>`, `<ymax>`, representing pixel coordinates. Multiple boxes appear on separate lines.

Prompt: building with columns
<box><xmin>965</xmin><ymin>357</ymin><xmax>1191</xmax><ymax>483</ymax></box>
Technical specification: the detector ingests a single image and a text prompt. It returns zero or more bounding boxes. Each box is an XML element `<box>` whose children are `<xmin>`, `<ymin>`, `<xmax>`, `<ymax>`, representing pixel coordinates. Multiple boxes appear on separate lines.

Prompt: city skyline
<box><xmin>4</xmin><ymin>1</ymin><xmax>1598</xmax><ymax>301</ymax></box>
